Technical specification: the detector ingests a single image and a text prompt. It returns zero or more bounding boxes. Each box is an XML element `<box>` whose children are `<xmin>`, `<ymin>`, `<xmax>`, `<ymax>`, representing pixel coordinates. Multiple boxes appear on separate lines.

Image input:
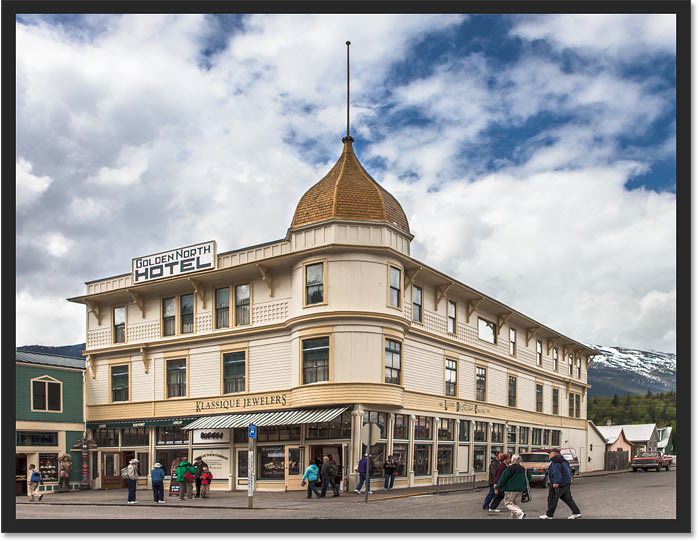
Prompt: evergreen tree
<box><xmin>611</xmin><ymin>393</ymin><xmax>618</xmax><ymax>407</ymax></box>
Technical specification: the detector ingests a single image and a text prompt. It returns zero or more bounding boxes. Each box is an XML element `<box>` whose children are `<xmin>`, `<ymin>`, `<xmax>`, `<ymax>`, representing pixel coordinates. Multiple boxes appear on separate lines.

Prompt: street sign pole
<box><xmin>248</xmin><ymin>424</ymin><xmax>257</xmax><ymax>509</ymax></box>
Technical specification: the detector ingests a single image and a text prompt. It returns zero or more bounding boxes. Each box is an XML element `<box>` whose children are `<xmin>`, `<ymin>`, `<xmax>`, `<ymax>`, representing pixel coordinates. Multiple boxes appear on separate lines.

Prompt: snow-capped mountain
<box><xmin>587</xmin><ymin>345</ymin><xmax>676</xmax><ymax>397</ymax></box>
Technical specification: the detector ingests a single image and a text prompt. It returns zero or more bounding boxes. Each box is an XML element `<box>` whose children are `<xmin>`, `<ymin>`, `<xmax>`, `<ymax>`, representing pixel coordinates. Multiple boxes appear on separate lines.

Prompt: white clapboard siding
<box><xmin>487</xmin><ymin>364</ymin><xmax>507</xmax><ymax>406</ymax></box>
<box><xmin>152</xmin><ymin>354</ymin><xmax>165</xmax><ymax>401</ymax></box>
<box><xmin>130</xmin><ymin>354</ymin><xmax>154</xmax><ymax>402</ymax></box>
<box><xmin>189</xmin><ymin>346</ymin><xmax>222</xmax><ymax>397</ymax></box>
<box><xmin>248</xmin><ymin>339</ymin><xmax>292</xmax><ymax>393</ymax></box>
<box><xmin>518</xmin><ymin>373</ymin><xmax>536</xmax><ymax>412</ymax></box>
<box><xmin>403</xmin><ymin>339</ymin><xmax>444</xmax><ymax>396</ymax></box>
<box><xmin>332</xmin><ymin>330</ymin><xmax>382</xmax><ymax>382</ymax></box>
<box><xmin>458</xmin><ymin>356</ymin><xmax>475</xmax><ymax>400</ymax></box>
<box><xmin>542</xmin><ymin>381</ymin><xmax>552</xmax><ymax>415</ymax></box>
<box><xmin>89</xmin><ymin>360</ymin><xmax>108</xmax><ymax>404</ymax></box>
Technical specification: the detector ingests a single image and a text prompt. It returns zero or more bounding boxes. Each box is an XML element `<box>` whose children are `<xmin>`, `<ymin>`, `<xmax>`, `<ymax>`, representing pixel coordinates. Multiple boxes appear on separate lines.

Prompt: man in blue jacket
<box><xmin>539</xmin><ymin>449</ymin><xmax>582</xmax><ymax>519</ymax></box>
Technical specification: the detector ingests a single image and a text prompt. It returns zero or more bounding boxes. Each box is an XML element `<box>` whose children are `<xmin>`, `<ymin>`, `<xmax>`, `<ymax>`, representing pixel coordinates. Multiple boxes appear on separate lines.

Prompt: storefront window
<box><xmin>507</xmin><ymin>425</ymin><xmax>517</xmax><ymax>444</ymax></box>
<box><xmin>543</xmin><ymin>429</ymin><xmax>550</xmax><ymax>446</ymax></box>
<box><xmin>368</xmin><ymin>443</ymin><xmax>387</xmax><ymax>479</ymax></box>
<box><xmin>16</xmin><ymin>431</ymin><xmax>58</xmax><ymax>447</ymax></box>
<box><xmin>307</xmin><ymin>411</ymin><xmax>351</xmax><ymax>439</ymax></box>
<box><xmin>137</xmin><ymin>452</ymin><xmax>149</xmax><ymax>469</ymax></box>
<box><xmin>258</xmin><ymin>446</ymin><xmax>285</xmax><ymax>480</ymax></box>
<box><xmin>93</xmin><ymin>428</ymin><xmax>119</xmax><ymax>447</ymax></box>
<box><xmin>363</xmin><ymin>411</ymin><xmax>388</xmax><ymax>440</ymax></box>
<box><xmin>394</xmin><ymin>415</ymin><xmax>408</xmax><ymax>440</ymax></box>
<box><xmin>392</xmin><ymin>443</ymin><xmax>408</xmax><ymax>476</ymax></box>
<box><xmin>473</xmin><ymin>422</ymin><xmax>487</xmax><ymax>442</ymax></box>
<box><xmin>156</xmin><ymin>449</ymin><xmax>189</xmax><ymax>476</ymax></box>
<box><xmin>437</xmin><ymin>444</ymin><xmax>453</xmax><ymax>474</ymax></box>
<box><xmin>518</xmin><ymin>446</ymin><xmax>529</xmax><ymax>454</ymax></box>
<box><xmin>490</xmin><ymin>445</ymin><xmax>503</xmax><ymax>461</ymax></box>
<box><xmin>438</xmin><ymin>419</ymin><xmax>454</xmax><ymax>441</ymax></box>
<box><xmin>39</xmin><ymin>453</ymin><xmax>58</xmax><ymax>482</ymax></box>
<box><xmin>519</xmin><ymin>426</ymin><xmax>529</xmax><ymax>445</ymax></box>
<box><xmin>413</xmin><ymin>443</ymin><xmax>432</xmax><ymax>476</ymax></box>
<box><xmin>237</xmin><ymin>450</ymin><xmax>249</xmax><ymax>478</ymax></box>
<box><xmin>473</xmin><ymin>445</ymin><xmax>487</xmax><ymax>472</ymax></box>
<box><xmin>414</xmin><ymin>416</ymin><xmax>432</xmax><ymax>440</ymax></box>
<box><xmin>459</xmin><ymin>420</ymin><xmax>470</xmax><ymax>442</ymax></box>
<box><xmin>507</xmin><ymin>446</ymin><xmax>516</xmax><ymax>457</ymax></box>
<box><xmin>122</xmin><ymin>427</ymin><xmax>149</xmax><ymax>446</ymax></box>
<box><xmin>491</xmin><ymin>423</ymin><xmax>504</xmax><ymax>443</ymax></box>
<box><xmin>156</xmin><ymin>426</ymin><xmax>189</xmax><ymax>445</ymax></box>
<box><xmin>552</xmin><ymin>430</ymin><xmax>561</xmax><ymax>447</ymax></box>
<box><xmin>532</xmin><ymin>428</ymin><xmax>542</xmax><ymax>446</ymax></box>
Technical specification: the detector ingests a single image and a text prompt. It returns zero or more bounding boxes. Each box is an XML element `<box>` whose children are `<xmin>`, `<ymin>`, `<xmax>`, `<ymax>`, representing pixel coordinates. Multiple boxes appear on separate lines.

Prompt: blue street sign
<box><xmin>248</xmin><ymin>424</ymin><xmax>257</xmax><ymax>439</ymax></box>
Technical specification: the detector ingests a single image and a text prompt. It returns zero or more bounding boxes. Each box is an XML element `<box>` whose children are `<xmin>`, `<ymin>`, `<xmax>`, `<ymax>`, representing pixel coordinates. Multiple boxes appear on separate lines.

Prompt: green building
<box><xmin>16</xmin><ymin>350</ymin><xmax>85</xmax><ymax>496</ymax></box>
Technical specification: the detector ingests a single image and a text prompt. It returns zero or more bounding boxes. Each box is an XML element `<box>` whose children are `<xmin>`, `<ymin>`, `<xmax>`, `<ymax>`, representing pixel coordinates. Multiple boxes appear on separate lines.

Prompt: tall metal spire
<box><xmin>344</xmin><ymin>40</ymin><xmax>353</xmax><ymax>142</ymax></box>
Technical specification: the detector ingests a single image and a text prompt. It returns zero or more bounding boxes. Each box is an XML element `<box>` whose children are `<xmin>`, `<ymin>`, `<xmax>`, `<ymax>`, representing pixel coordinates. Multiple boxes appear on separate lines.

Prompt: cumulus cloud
<box><xmin>16</xmin><ymin>157</ymin><xmax>53</xmax><ymax>208</ymax></box>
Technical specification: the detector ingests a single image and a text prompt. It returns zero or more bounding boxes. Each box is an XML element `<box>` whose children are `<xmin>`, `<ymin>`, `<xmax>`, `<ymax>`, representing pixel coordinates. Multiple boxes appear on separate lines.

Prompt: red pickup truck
<box><xmin>631</xmin><ymin>451</ymin><xmax>673</xmax><ymax>472</ymax></box>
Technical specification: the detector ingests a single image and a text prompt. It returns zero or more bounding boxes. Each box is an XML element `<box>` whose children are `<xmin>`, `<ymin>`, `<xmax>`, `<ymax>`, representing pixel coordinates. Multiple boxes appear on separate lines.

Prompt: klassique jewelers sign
<box><xmin>132</xmin><ymin>241</ymin><xmax>216</xmax><ymax>284</ymax></box>
<box><xmin>195</xmin><ymin>394</ymin><xmax>287</xmax><ymax>413</ymax></box>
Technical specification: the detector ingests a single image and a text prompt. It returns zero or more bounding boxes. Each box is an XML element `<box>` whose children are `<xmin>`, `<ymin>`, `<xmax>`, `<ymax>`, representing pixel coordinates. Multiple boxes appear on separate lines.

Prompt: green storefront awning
<box><xmin>87</xmin><ymin>418</ymin><xmax>196</xmax><ymax>429</ymax></box>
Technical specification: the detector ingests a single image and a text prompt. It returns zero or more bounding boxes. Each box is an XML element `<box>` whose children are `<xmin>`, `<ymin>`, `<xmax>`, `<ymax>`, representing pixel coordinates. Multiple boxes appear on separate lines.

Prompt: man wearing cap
<box><xmin>539</xmin><ymin>448</ymin><xmax>582</xmax><ymax>519</ymax></box>
<box><xmin>126</xmin><ymin>458</ymin><xmax>140</xmax><ymax>504</ymax></box>
<box><xmin>354</xmin><ymin>454</ymin><xmax>373</xmax><ymax>494</ymax></box>
<box><xmin>193</xmin><ymin>456</ymin><xmax>209</xmax><ymax>498</ymax></box>
<box><xmin>151</xmin><ymin>462</ymin><xmax>166</xmax><ymax>503</ymax></box>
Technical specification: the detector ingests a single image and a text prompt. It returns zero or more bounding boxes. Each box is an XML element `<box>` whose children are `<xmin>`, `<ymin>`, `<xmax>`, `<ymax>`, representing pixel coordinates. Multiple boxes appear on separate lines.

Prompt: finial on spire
<box><xmin>342</xmin><ymin>40</ymin><xmax>354</xmax><ymax>144</ymax></box>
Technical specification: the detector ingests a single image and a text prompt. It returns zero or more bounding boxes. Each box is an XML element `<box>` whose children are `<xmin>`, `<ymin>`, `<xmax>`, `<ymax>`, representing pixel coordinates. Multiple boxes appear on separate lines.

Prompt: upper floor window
<box><xmin>536</xmin><ymin>340</ymin><xmax>543</xmax><ymax>366</ymax></box>
<box><xmin>575</xmin><ymin>394</ymin><xmax>581</xmax><ymax>418</ymax></box>
<box><xmin>384</xmin><ymin>339</ymin><xmax>402</xmax><ymax>385</ymax></box>
<box><xmin>223</xmin><ymin>351</ymin><xmax>246</xmax><ymax>394</ymax></box>
<box><xmin>111</xmin><ymin>365</ymin><xmax>129</xmax><ymax>402</ymax></box>
<box><xmin>412</xmin><ymin>285</ymin><xmax>423</xmax><ymax>322</ymax></box>
<box><xmin>445</xmin><ymin>359</ymin><xmax>457</xmax><ymax>397</ymax></box>
<box><xmin>552</xmin><ymin>388</ymin><xmax>559</xmax><ymax>415</ymax></box>
<box><xmin>477</xmin><ymin>317</ymin><xmax>496</xmax><ymax>344</ymax></box>
<box><xmin>31</xmin><ymin>376</ymin><xmax>61</xmax><ymax>412</ymax></box>
<box><xmin>508</xmin><ymin>376</ymin><xmax>517</xmax><ymax>407</ymax></box>
<box><xmin>553</xmin><ymin>347</ymin><xmax>559</xmax><ymax>372</ymax></box>
<box><xmin>568</xmin><ymin>354</ymin><xmax>574</xmax><ymax>376</ymax></box>
<box><xmin>536</xmin><ymin>384</ymin><xmax>543</xmax><ymax>412</ymax></box>
<box><xmin>235</xmin><ymin>283</ymin><xmax>251</xmax><ymax>325</ymax></box>
<box><xmin>576</xmin><ymin>357</ymin><xmax>581</xmax><ymax>378</ymax></box>
<box><xmin>476</xmin><ymin>366</ymin><xmax>487</xmax><ymax>402</ymax></box>
<box><xmin>162</xmin><ymin>297</ymin><xmax>176</xmax><ymax>336</ymax></box>
<box><xmin>305</xmin><ymin>262</ymin><xmax>324</xmax><ymax>305</ymax></box>
<box><xmin>569</xmin><ymin>392</ymin><xmax>575</xmax><ymax>417</ymax></box>
<box><xmin>447</xmin><ymin>300</ymin><xmax>457</xmax><ymax>334</ymax></box>
<box><xmin>113</xmin><ymin>306</ymin><xmax>126</xmax><ymax>343</ymax></box>
<box><xmin>166</xmin><ymin>358</ymin><xmax>187</xmax><ymax>398</ymax></box>
<box><xmin>180</xmin><ymin>294</ymin><xmax>194</xmax><ymax>334</ymax></box>
<box><xmin>389</xmin><ymin>267</ymin><xmax>401</xmax><ymax>308</ymax></box>
<box><xmin>215</xmin><ymin>287</ymin><xmax>230</xmax><ymax>329</ymax></box>
<box><xmin>509</xmin><ymin>328</ymin><xmax>517</xmax><ymax>356</ymax></box>
<box><xmin>302</xmin><ymin>337</ymin><xmax>329</xmax><ymax>384</ymax></box>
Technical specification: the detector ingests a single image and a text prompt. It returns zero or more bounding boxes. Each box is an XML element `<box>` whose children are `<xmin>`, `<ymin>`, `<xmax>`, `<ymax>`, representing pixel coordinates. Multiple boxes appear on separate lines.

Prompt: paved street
<box><xmin>16</xmin><ymin>469</ymin><xmax>675</xmax><ymax>520</ymax></box>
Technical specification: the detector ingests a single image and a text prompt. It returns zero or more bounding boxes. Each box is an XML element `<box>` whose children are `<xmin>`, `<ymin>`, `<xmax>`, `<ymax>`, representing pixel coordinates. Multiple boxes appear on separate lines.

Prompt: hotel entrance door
<box><xmin>285</xmin><ymin>446</ymin><xmax>305</xmax><ymax>491</ymax></box>
<box><xmin>102</xmin><ymin>451</ymin><xmax>135</xmax><ymax>489</ymax></box>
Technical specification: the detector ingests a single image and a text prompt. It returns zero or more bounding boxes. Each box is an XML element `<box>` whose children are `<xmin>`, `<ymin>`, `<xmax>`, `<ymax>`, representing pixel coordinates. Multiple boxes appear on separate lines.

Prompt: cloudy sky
<box><xmin>16</xmin><ymin>13</ymin><xmax>676</xmax><ymax>353</ymax></box>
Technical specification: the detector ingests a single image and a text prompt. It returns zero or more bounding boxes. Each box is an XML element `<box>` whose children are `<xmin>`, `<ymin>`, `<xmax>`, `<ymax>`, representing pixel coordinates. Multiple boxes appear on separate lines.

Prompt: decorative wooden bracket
<box><xmin>128</xmin><ymin>290</ymin><xmax>146</xmax><ymax>319</ymax></box>
<box><xmin>434</xmin><ymin>283</ymin><xmax>453</xmax><ymax>311</ymax></box>
<box><xmin>497</xmin><ymin>311</ymin><xmax>513</xmax><ymax>334</ymax></box>
<box><xmin>86</xmin><ymin>355</ymin><xmax>96</xmax><ymax>379</ymax></box>
<box><xmin>525</xmin><ymin>326</ymin><xmax>541</xmax><ymax>347</ymax></box>
<box><xmin>86</xmin><ymin>301</ymin><xmax>103</xmax><ymax>326</ymax></box>
<box><xmin>140</xmin><ymin>347</ymin><xmax>149</xmax><ymax>374</ymax></box>
<box><xmin>188</xmin><ymin>278</ymin><xmax>206</xmax><ymax>309</ymax></box>
<box><xmin>466</xmin><ymin>297</ymin><xmax>484</xmax><ymax>323</ymax></box>
<box><xmin>562</xmin><ymin>344</ymin><xmax>573</xmax><ymax>360</ymax></box>
<box><xmin>546</xmin><ymin>336</ymin><xmax>560</xmax><ymax>355</ymax></box>
<box><xmin>404</xmin><ymin>267</ymin><xmax>422</xmax><ymax>290</ymax></box>
<box><xmin>256</xmin><ymin>264</ymin><xmax>273</xmax><ymax>297</ymax></box>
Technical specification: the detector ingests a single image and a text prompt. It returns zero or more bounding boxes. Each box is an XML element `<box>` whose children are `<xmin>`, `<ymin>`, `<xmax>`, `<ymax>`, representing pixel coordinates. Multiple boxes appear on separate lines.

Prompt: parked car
<box><xmin>531</xmin><ymin>448</ymin><xmax>580</xmax><ymax>477</ymax></box>
<box><xmin>519</xmin><ymin>452</ymin><xmax>552</xmax><ymax>487</ymax></box>
<box><xmin>631</xmin><ymin>451</ymin><xmax>673</xmax><ymax>472</ymax></box>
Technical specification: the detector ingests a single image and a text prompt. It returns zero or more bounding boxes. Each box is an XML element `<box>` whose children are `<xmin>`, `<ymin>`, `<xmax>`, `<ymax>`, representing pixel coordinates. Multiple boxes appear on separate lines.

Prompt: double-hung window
<box><xmin>302</xmin><ymin>337</ymin><xmax>329</xmax><ymax>384</ymax></box>
<box><xmin>575</xmin><ymin>394</ymin><xmax>581</xmax><ymax>418</ymax></box>
<box><xmin>576</xmin><ymin>357</ymin><xmax>581</xmax><ymax>378</ymax></box>
<box><xmin>536</xmin><ymin>384</ymin><xmax>543</xmax><ymax>412</ymax></box>
<box><xmin>553</xmin><ymin>347</ymin><xmax>559</xmax><ymax>371</ymax></box>
<box><xmin>447</xmin><ymin>300</ymin><xmax>457</xmax><ymax>334</ymax></box>
<box><xmin>568</xmin><ymin>354</ymin><xmax>573</xmax><ymax>376</ymax></box>
<box><xmin>509</xmin><ymin>328</ymin><xmax>516</xmax><ymax>356</ymax></box>
<box><xmin>389</xmin><ymin>267</ymin><xmax>401</xmax><ymax>308</ymax></box>
<box><xmin>113</xmin><ymin>306</ymin><xmax>126</xmax><ymax>343</ymax></box>
<box><xmin>508</xmin><ymin>376</ymin><xmax>517</xmax><ymax>407</ymax></box>
<box><xmin>235</xmin><ymin>283</ymin><xmax>250</xmax><ymax>325</ymax></box>
<box><xmin>31</xmin><ymin>377</ymin><xmax>61</xmax><ymax>412</ymax></box>
<box><xmin>180</xmin><ymin>294</ymin><xmax>194</xmax><ymax>334</ymax></box>
<box><xmin>384</xmin><ymin>339</ymin><xmax>402</xmax><ymax>385</ymax></box>
<box><xmin>215</xmin><ymin>287</ymin><xmax>230</xmax><ymax>329</ymax></box>
<box><xmin>162</xmin><ymin>297</ymin><xmax>176</xmax><ymax>337</ymax></box>
<box><xmin>569</xmin><ymin>392</ymin><xmax>575</xmax><ymax>417</ymax></box>
<box><xmin>536</xmin><ymin>340</ymin><xmax>542</xmax><ymax>366</ymax></box>
<box><xmin>477</xmin><ymin>317</ymin><xmax>496</xmax><ymax>344</ymax></box>
<box><xmin>111</xmin><ymin>365</ymin><xmax>129</xmax><ymax>402</ymax></box>
<box><xmin>445</xmin><ymin>359</ymin><xmax>457</xmax><ymax>396</ymax></box>
<box><xmin>476</xmin><ymin>366</ymin><xmax>486</xmax><ymax>402</ymax></box>
<box><xmin>552</xmin><ymin>388</ymin><xmax>559</xmax><ymax>415</ymax></box>
<box><xmin>223</xmin><ymin>351</ymin><xmax>246</xmax><ymax>393</ymax></box>
<box><xmin>412</xmin><ymin>285</ymin><xmax>423</xmax><ymax>322</ymax></box>
<box><xmin>166</xmin><ymin>358</ymin><xmax>187</xmax><ymax>398</ymax></box>
<box><xmin>305</xmin><ymin>262</ymin><xmax>324</xmax><ymax>305</ymax></box>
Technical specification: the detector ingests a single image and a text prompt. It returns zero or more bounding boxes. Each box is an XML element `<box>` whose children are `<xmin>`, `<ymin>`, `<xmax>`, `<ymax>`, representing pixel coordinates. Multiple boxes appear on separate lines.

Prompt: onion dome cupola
<box><xmin>291</xmin><ymin>136</ymin><xmax>412</xmax><ymax>237</ymax></box>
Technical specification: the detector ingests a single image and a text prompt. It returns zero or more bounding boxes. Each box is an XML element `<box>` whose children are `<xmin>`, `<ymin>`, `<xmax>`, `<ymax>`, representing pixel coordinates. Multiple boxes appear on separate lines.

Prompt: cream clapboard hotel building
<box><xmin>69</xmin><ymin>134</ymin><xmax>598</xmax><ymax>492</ymax></box>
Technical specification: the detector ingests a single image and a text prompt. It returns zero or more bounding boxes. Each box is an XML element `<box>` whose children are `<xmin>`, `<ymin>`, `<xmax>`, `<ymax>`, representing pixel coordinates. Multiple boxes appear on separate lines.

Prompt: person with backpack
<box><xmin>176</xmin><ymin>459</ymin><xmax>196</xmax><ymax>500</ymax></box>
<box><xmin>150</xmin><ymin>462</ymin><xmax>166</xmax><ymax>503</ymax></box>
<box><xmin>539</xmin><ymin>448</ymin><xmax>582</xmax><ymax>519</ymax></box>
<box><xmin>124</xmin><ymin>458</ymin><xmax>140</xmax><ymax>504</ymax></box>
<box><xmin>301</xmin><ymin>460</ymin><xmax>321</xmax><ymax>498</ymax></box>
<box><xmin>28</xmin><ymin>464</ymin><xmax>42</xmax><ymax>502</ymax></box>
<box><xmin>496</xmin><ymin>454</ymin><xmax>532</xmax><ymax>519</ymax></box>
<box><xmin>320</xmin><ymin>455</ymin><xmax>339</xmax><ymax>497</ymax></box>
<box><xmin>383</xmin><ymin>455</ymin><xmax>398</xmax><ymax>491</ymax></box>
<box><xmin>193</xmin><ymin>456</ymin><xmax>209</xmax><ymax>498</ymax></box>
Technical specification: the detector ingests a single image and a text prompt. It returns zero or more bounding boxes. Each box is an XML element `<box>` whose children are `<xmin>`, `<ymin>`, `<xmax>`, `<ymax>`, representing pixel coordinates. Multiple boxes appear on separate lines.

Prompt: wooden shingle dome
<box><xmin>291</xmin><ymin>136</ymin><xmax>411</xmax><ymax>235</ymax></box>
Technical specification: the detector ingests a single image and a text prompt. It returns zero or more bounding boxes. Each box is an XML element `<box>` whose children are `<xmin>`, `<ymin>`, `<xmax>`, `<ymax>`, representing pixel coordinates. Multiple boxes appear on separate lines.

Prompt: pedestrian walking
<box><xmin>314</xmin><ymin>454</ymin><xmax>323</xmax><ymax>469</ymax></box>
<box><xmin>496</xmin><ymin>454</ymin><xmax>531</xmax><ymax>519</ymax></box>
<box><xmin>482</xmin><ymin>453</ymin><xmax>504</xmax><ymax>510</ymax></box>
<box><xmin>193</xmin><ymin>456</ymin><xmax>209</xmax><ymax>498</ymax></box>
<box><xmin>176</xmin><ymin>459</ymin><xmax>196</xmax><ymax>500</ymax></box>
<box><xmin>488</xmin><ymin>453</ymin><xmax>511</xmax><ymax>512</ymax></box>
<box><xmin>383</xmin><ymin>455</ymin><xmax>397</xmax><ymax>491</ymax></box>
<box><xmin>199</xmin><ymin>466</ymin><xmax>213</xmax><ymax>498</ymax></box>
<box><xmin>125</xmin><ymin>458</ymin><xmax>140</xmax><ymax>504</ymax></box>
<box><xmin>301</xmin><ymin>461</ymin><xmax>321</xmax><ymax>498</ymax></box>
<box><xmin>354</xmin><ymin>454</ymin><xmax>372</xmax><ymax>494</ymax></box>
<box><xmin>28</xmin><ymin>464</ymin><xmax>42</xmax><ymax>502</ymax></box>
<box><xmin>539</xmin><ymin>448</ymin><xmax>582</xmax><ymax>519</ymax></box>
<box><xmin>151</xmin><ymin>462</ymin><xmax>166</xmax><ymax>503</ymax></box>
<box><xmin>320</xmin><ymin>455</ymin><xmax>340</xmax><ymax>497</ymax></box>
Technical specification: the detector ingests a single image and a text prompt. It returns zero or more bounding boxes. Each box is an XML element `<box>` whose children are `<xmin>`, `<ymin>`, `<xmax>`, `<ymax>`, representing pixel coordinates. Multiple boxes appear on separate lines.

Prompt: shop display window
<box><xmin>156</xmin><ymin>449</ymin><xmax>189</xmax><ymax>476</ymax></box>
<box><xmin>93</xmin><ymin>428</ymin><xmax>119</xmax><ymax>447</ymax></box>
<box><xmin>367</xmin><ymin>443</ymin><xmax>387</xmax><ymax>479</ymax></box>
<box><xmin>363</xmin><ymin>411</ymin><xmax>388</xmax><ymax>440</ymax></box>
<box><xmin>307</xmin><ymin>411</ymin><xmax>350</xmax><ymax>439</ymax></box>
<box><xmin>459</xmin><ymin>420</ymin><xmax>470</xmax><ymax>442</ymax></box>
<box><xmin>413</xmin><ymin>443</ymin><xmax>432</xmax><ymax>476</ymax></box>
<box><xmin>16</xmin><ymin>431</ymin><xmax>58</xmax><ymax>447</ymax></box>
<box><xmin>519</xmin><ymin>426</ymin><xmax>529</xmax><ymax>445</ymax></box>
<box><xmin>437</xmin><ymin>444</ymin><xmax>453</xmax><ymax>474</ymax></box>
<box><xmin>473</xmin><ymin>445</ymin><xmax>487</xmax><ymax>472</ymax></box>
<box><xmin>414</xmin><ymin>416</ymin><xmax>432</xmax><ymax>440</ymax></box>
<box><xmin>156</xmin><ymin>426</ymin><xmax>189</xmax><ymax>445</ymax></box>
<box><xmin>39</xmin><ymin>453</ymin><xmax>58</xmax><ymax>482</ymax></box>
<box><xmin>507</xmin><ymin>425</ymin><xmax>517</xmax><ymax>444</ymax></box>
<box><xmin>391</xmin><ymin>443</ymin><xmax>408</xmax><ymax>476</ymax></box>
<box><xmin>491</xmin><ymin>423</ymin><xmax>504</xmax><ymax>443</ymax></box>
<box><xmin>258</xmin><ymin>446</ymin><xmax>285</xmax><ymax>480</ymax></box>
<box><xmin>552</xmin><ymin>430</ymin><xmax>561</xmax><ymax>447</ymax></box>
<box><xmin>237</xmin><ymin>450</ymin><xmax>249</xmax><ymax>478</ymax></box>
<box><xmin>490</xmin><ymin>445</ymin><xmax>503</xmax><ymax>460</ymax></box>
<box><xmin>473</xmin><ymin>421</ymin><xmax>487</xmax><ymax>442</ymax></box>
<box><xmin>532</xmin><ymin>428</ymin><xmax>542</xmax><ymax>446</ymax></box>
<box><xmin>438</xmin><ymin>419</ymin><xmax>454</xmax><ymax>441</ymax></box>
<box><xmin>122</xmin><ymin>427</ymin><xmax>149</xmax><ymax>446</ymax></box>
<box><xmin>394</xmin><ymin>414</ymin><xmax>408</xmax><ymax>440</ymax></box>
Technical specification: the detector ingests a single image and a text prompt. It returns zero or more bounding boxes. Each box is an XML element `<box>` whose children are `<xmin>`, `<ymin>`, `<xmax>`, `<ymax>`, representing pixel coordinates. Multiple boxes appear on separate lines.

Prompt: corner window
<box><xmin>235</xmin><ymin>283</ymin><xmax>251</xmax><ymax>325</ymax></box>
<box><xmin>113</xmin><ymin>306</ymin><xmax>126</xmax><ymax>343</ymax></box>
<box><xmin>445</xmin><ymin>359</ymin><xmax>457</xmax><ymax>397</ymax></box>
<box><xmin>536</xmin><ymin>340</ymin><xmax>543</xmax><ymax>366</ymax></box>
<box><xmin>166</xmin><ymin>358</ymin><xmax>187</xmax><ymax>398</ymax></box>
<box><xmin>384</xmin><ymin>339</ymin><xmax>402</xmax><ymax>385</ymax></box>
<box><xmin>552</xmin><ymin>388</ymin><xmax>559</xmax><ymax>415</ymax></box>
<box><xmin>477</xmin><ymin>317</ymin><xmax>496</xmax><ymax>344</ymax></box>
<box><xmin>508</xmin><ymin>376</ymin><xmax>517</xmax><ymax>407</ymax></box>
<box><xmin>447</xmin><ymin>300</ymin><xmax>457</xmax><ymax>334</ymax></box>
<box><xmin>536</xmin><ymin>384</ymin><xmax>543</xmax><ymax>412</ymax></box>
<box><xmin>223</xmin><ymin>351</ymin><xmax>246</xmax><ymax>394</ymax></box>
<box><xmin>302</xmin><ymin>337</ymin><xmax>329</xmax><ymax>384</ymax></box>
<box><xmin>475</xmin><ymin>366</ymin><xmax>487</xmax><ymax>402</ymax></box>
<box><xmin>412</xmin><ymin>285</ymin><xmax>423</xmax><ymax>322</ymax></box>
<box><xmin>389</xmin><ymin>266</ymin><xmax>401</xmax><ymax>308</ymax></box>
<box><xmin>509</xmin><ymin>327</ymin><xmax>516</xmax><ymax>355</ymax></box>
<box><xmin>215</xmin><ymin>287</ymin><xmax>230</xmax><ymax>329</ymax></box>
<box><xmin>180</xmin><ymin>294</ymin><xmax>194</xmax><ymax>334</ymax></box>
<box><xmin>553</xmin><ymin>347</ymin><xmax>559</xmax><ymax>371</ymax></box>
<box><xmin>111</xmin><ymin>365</ymin><xmax>129</xmax><ymax>402</ymax></box>
<box><xmin>162</xmin><ymin>297</ymin><xmax>176</xmax><ymax>336</ymax></box>
<box><xmin>305</xmin><ymin>262</ymin><xmax>324</xmax><ymax>305</ymax></box>
<box><xmin>31</xmin><ymin>377</ymin><xmax>61</xmax><ymax>412</ymax></box>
